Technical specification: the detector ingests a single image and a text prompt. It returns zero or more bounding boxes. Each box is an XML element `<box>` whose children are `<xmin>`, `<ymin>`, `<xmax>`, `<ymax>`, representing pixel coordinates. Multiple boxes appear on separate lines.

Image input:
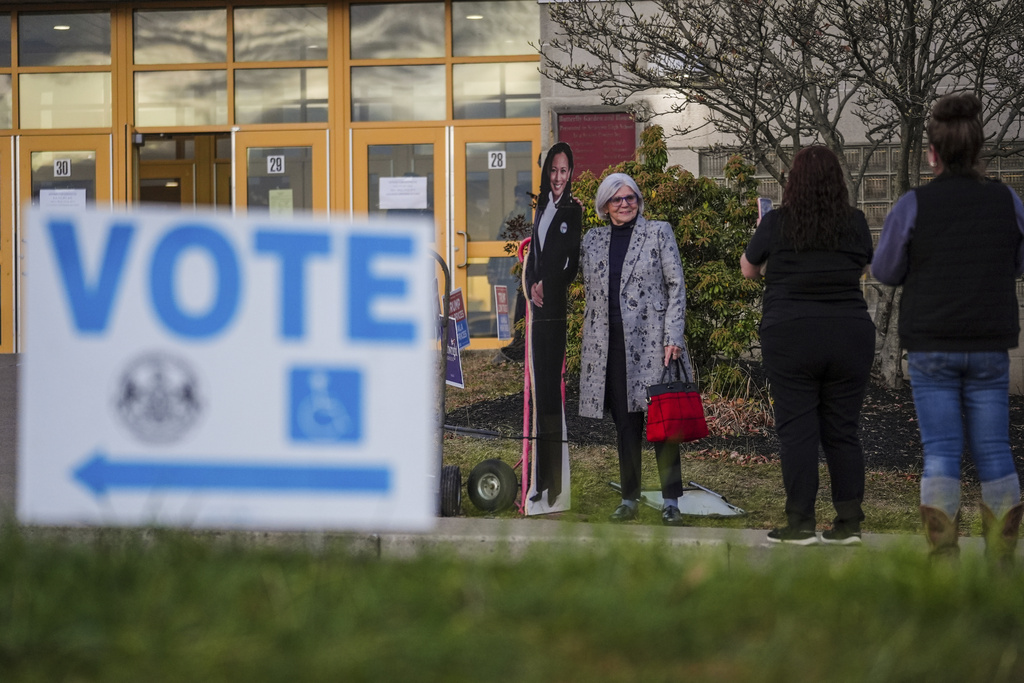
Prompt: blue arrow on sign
<box><xmin>73</xmin><ymin>452</ymin><xmax>390</xmax><ymax>496</ymax></box>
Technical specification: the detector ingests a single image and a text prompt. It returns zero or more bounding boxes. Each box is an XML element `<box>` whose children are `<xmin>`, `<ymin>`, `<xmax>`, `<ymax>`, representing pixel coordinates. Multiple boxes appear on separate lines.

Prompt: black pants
<box><xmin>606</xmin><ymin>321</ymin><xmax>683</xmax><ymax>501</ymax></box>
<box><xmin>531</xmin><ymin>315</ymin><xmax>567</xmax><ymax>500</ymax></box>
<box><xmin>760</xmin><ymin>317</ymin><xmax>875</xmax><ymax>529</ymax></box>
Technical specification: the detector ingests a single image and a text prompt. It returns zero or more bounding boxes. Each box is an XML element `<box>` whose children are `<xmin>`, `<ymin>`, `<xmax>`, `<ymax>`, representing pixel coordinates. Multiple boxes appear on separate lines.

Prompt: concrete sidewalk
<box><xmin>349</xmin><ymin>514</ymin><xmax>973</xmax><ymax>559</ymax></box>
<box><xmin>225</xmin><ymin>513</ymin><xmax>993</xmax><ymax>561</ymax></box>
<box><xmin>9</xmin><ymin>513</ymin><xmax>959</xmax><ymax>562</ymax></box>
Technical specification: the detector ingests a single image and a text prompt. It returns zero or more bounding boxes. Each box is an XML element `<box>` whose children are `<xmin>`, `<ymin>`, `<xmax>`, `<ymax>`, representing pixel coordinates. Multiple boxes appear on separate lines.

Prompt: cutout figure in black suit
<box><xmin>523</xmin><ymin>142</ymin><xmax>582</xmax><ymax>510</ymax></box>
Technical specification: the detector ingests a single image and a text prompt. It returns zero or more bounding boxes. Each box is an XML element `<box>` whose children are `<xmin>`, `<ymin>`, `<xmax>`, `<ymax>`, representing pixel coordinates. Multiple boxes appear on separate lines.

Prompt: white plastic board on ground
<box><xmin>19</xmin><ymin>206</ymin><xmax>437</xmax><ymax>532</ymax></box>
<box><xmin>610</xmin><ymin>481</ymin><xmax>746</xmax><ymax>517</ymax></box>
<box><xmin>641</xmin><ymin>489</ymin><xmax>746</xmax><ymax>517</ymax></box>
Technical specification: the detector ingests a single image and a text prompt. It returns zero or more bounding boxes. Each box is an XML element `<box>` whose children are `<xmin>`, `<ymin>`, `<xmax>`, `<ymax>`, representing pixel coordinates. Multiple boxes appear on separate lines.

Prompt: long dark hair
<box><xmin>780</xmin><ymin>145</ymin><xmax>853</xmax><ymax>251</ymax></box>
<box><xmin>537</xmin><ymin>142</ymin><xmax>574</xmax><ymax>211</ymax></box>
<box><xmin>927</xmin><ymin>93</ymin><xmax>983</xmax><ymax>178</ymax></box>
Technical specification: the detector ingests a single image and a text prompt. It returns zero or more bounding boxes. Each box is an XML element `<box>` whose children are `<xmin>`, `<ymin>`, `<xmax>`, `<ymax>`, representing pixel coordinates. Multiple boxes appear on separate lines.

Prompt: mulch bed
<box><xmin>445</xmin><ymin>355</ymin><xmax>1024</xmax><ymax>481</ymax></box>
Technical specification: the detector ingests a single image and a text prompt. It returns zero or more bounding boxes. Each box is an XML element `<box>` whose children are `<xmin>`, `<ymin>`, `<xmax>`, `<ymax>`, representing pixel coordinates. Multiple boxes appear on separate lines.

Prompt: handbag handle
<box><xmin>658</xmin><ymin>353</ymin><xmax>695</xmax><ymax>385</ymax></box>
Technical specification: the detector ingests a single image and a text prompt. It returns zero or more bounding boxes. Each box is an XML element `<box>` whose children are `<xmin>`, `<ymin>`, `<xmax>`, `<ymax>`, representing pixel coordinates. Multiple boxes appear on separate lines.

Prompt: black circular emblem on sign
<box><xmin>115</xmin><ymin>353</ymin><xmax>203</xmax><ymax>443</ymax></box>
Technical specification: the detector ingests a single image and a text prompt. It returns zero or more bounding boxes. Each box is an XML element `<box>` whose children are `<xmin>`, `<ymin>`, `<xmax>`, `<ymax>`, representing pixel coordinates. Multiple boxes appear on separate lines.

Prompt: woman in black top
<box><xmin>741</xmin><ymin>145</ymin><xmax>875</xmax><ymax>545</ymax></box>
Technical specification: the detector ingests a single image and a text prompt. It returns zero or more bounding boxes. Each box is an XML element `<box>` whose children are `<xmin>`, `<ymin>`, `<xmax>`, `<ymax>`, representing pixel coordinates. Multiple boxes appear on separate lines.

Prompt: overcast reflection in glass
<box><xmin>350</xmin><ymin>3</ymin><xmax>444</xmax><ymax>59</ymax></box>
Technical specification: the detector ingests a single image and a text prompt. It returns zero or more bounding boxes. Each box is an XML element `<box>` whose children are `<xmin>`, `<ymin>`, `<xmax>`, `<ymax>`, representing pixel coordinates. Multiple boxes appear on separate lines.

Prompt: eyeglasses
<box><xmin>608</xmin><ymin>194</ymin><xmax>638</xmax><ymax>207</ymax></box>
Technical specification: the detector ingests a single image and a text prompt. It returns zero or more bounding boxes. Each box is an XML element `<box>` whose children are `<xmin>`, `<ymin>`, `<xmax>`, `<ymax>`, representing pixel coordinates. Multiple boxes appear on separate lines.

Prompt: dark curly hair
<box><xmin>537</xmin><ymin>142</ymin><xmax>574</xmax><ymax>211</ymax></box>
<box><xmin>780</xmin><ymin>145</ymin><xmax>853</xmax><ymax>251</ymax></box>
<box><xmin>927</xmin><ymin>93</ymin><xmax>983</xmax><ymax>177</ymax></box>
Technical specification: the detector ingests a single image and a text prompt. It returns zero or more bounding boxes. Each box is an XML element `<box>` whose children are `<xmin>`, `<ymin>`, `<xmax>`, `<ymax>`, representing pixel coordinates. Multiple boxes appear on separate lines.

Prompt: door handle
<box><xmin>456</xmin><ymin>230</ymin><xmax>468</xmax><ymax>268</ymax></box>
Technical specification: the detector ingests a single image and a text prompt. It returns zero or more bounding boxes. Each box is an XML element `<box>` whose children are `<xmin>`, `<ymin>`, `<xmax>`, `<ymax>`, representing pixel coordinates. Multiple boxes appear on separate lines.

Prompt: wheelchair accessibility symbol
<box><xmin>289</xmin><ymin>367</ymin><xmax>361</xmax><ymax>443</ymax></box>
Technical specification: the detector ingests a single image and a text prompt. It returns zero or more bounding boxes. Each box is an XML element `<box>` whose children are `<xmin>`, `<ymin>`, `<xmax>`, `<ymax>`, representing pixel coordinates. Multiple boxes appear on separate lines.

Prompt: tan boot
<box><xmin>980</xmin><ymin>503</ymin><xmax>1024</xmax><ymax>567</ymax></box>
<box><xmin>920</xmin><ymin>505</ymin><xmax>960</xmax><ymax>560</ymax></box>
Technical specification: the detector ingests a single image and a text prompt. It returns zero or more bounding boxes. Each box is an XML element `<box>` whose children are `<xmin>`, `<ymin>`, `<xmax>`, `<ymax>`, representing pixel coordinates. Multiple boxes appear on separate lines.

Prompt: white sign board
<box><xmin>20</xmin><ymin>206</ymin><xmax>438</xmax><ymax>532</ymax></box>
<box><xmin>54</xmin><ymin>158</ymin><xmax>72</xmax><ymax>178</ymax></box>
<box><xmin>379</xmin><ymin>177</ymin><xmax>428</xmax><ymax>210</ymax></box>
<box><xmin>39</xmin><ymin>189</ymin><xmax>87</xmax><ymax>210</ymax></box>
<box><xmin>488</xmin><ymin>150</ymin><xmax>506</xmax><ymax>170</ymax></box>
<box><xmin>267</xmin><ymin>155</ymin><xmax>285</xmax><ymax>175</ymax></box>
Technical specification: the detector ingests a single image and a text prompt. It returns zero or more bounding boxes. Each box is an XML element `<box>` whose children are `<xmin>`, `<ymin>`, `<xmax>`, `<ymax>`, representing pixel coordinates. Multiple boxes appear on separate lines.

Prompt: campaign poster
<box><xmin>449</xmin><ymin>288</ymin><xmax>470</xmax><ymax>350</ymax></box>
<box><xmin>494</xmin><ymin>285</ymin><xmax>511</xmax><ymax>341</ymax></box>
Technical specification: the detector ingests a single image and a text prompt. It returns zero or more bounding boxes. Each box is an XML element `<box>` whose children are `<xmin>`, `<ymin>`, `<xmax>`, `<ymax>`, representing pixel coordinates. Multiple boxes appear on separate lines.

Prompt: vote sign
<box><xmin>19</xmin><ymin>206</ymin><xmax>437</xmax><ymax>532</ymax></box>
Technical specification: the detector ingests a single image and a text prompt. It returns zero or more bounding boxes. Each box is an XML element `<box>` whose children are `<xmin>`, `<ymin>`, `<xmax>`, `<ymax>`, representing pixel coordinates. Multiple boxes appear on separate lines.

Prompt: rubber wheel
<box><xmin>467</xmin><ymin>459</ymin><xmax>518</xmax><ymax>512</ymax></box>
<box><xmin>440</xmin><ymin>464</ymin><xmax>462</xmax><ymax>517</ymax></box>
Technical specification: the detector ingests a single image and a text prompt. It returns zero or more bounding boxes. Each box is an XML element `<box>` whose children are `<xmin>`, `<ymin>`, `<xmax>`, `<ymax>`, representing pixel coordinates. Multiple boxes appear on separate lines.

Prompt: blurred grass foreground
<box><xmin>2</xmin><ymin>527</ymin><xmax>1023</xmax><ymax>682</ymax></box>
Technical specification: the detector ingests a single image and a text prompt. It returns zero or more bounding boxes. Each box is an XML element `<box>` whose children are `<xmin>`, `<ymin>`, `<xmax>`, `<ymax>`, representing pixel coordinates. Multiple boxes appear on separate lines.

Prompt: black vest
<box><xmin>898</xmin><ymin>174</ymin><xmax>1021</xmax><ymax>351</ymax></box>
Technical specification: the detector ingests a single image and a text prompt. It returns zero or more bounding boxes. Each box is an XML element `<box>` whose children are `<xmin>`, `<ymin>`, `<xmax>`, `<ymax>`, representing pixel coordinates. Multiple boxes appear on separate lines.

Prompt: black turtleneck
<box><xmin>608</xmin><ymin>217</ymin><xmax>637</xmax><ymax>325</ymax></box>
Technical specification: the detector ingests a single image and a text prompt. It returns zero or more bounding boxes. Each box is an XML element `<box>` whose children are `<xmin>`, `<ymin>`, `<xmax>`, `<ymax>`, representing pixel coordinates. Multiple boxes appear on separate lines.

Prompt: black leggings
<box><xmin>606</xmin><ymin>321</ymin><xmax>683</xmax><ymax>501</ymax></box>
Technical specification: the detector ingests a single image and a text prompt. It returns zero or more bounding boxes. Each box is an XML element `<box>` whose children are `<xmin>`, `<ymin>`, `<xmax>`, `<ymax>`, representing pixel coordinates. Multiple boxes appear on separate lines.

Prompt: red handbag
<box><xmin>645</xmin><ymin>356</ymin><xmax>708</xmax><ymax>443</ymax></box>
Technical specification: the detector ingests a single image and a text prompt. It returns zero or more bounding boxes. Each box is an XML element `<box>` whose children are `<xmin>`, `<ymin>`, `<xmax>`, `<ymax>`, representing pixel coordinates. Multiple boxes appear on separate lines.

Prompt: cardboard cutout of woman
<box><xmin>523</xmin><ymin>142</ymin><xmax>583</xmax><ymax>514</ymax></box>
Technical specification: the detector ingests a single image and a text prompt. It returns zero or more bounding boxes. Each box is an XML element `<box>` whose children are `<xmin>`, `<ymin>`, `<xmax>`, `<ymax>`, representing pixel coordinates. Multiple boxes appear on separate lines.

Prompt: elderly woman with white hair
<box><xmin>579</xmin><ymin>173</ymin><xmax>691</xmax><ymax>526</ymax></box>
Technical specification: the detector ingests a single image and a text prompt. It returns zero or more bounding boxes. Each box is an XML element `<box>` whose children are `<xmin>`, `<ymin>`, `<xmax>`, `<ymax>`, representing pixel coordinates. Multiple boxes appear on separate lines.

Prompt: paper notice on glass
<box><xmin>39</xmin><ymin>189</ymin><xmax>87</xmax><ymax>210</ymax></box>
<box><xmin>379</xmin><ymin>177</ymin><xmax>427</xmax><ymax>210</ymax></box>
<box><xmin>269</xmin><ymin>189</ymin><xmax>294</xmax><ymax>216</ymax></box>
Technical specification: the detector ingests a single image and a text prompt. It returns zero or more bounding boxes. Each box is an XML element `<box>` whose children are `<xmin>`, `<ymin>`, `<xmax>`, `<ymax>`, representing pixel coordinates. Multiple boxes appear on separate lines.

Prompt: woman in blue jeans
<box><xmin>741</xmin><ymin>146</ymin><xmax>875</xmax><ymax>545</ymax></box>
<box><xmin>874</xmin><ymin>93</ymin><xmax>1024</xmax><ymax>561</ymax></box>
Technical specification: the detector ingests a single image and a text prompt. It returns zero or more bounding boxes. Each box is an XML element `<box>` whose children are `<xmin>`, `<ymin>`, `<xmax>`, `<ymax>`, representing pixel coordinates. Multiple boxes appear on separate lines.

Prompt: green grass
<box><xmin>2</xmin><ymin>351</ymin><xmax>1017</xmax><ymax>681</ymax></box>
<box><xmin>2</xmin><ymin>527</ymin><xmax>1023</xmax><ymax>682</ymax></box>
<box><xmin>446</xmin><ymin>351</ymin><xmax>947</xmax><ymax>535</ymax></box>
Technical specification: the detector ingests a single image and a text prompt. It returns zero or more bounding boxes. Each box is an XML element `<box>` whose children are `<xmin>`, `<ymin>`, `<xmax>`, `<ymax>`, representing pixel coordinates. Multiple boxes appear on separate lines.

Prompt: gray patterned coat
<box><xmin>578</xmin><ymin>216</ymin><xmax>691</xmax><ymax>418</ymax></box>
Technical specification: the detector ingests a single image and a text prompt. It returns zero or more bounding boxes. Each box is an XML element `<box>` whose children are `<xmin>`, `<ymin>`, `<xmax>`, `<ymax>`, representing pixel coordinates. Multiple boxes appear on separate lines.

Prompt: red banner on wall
<box><xmin>557</xmin><ymin>113</ymin><xmax>637</xmax><ymax>179</ymax></box>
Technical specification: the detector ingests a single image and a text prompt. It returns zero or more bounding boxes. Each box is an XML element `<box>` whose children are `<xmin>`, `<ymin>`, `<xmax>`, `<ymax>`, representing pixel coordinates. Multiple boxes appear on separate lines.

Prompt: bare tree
<box><xmin>543</xmin><ymin>0</ymin><xmax>1024</xmax><ymax>387</ymax></box>
<box><xmin>543</xmin><ymin>0</ymin><xmax>863</xmax><ymax>190</ymax></box>
<box><xmin>822</xmin><ymin>0</ymin><xmax>1024</xmax><ymax>386</ymax></box>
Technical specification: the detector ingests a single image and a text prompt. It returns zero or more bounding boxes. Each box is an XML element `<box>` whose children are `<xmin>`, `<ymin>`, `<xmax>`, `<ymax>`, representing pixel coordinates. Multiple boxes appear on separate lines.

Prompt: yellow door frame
<box><xmin>452</xmin><ymin>125</ymin><xmax>539</xmax><ymax>350</ymax></box>
<box><xmin>351</xmin><ymin>126</ymin><xmax>450</xmax><ymax>329</ymax></box>
<box><xmin>232</xmin><ymin>130</ymin><xmax>329</xmax><ymax>214</ymax></box>
<box><xmin>17</xmin><ymin>134</ymin><xmax>113</xmax><ymax>210</ymax></box>
<box><xmin>350</xmin><ymin>127</ymin><xmax>448</xmax><ymax>248</ymax></box>
<box><xmin>15</xmin><ymin>134</ymin><xmax>113</xmax><ymax>352</ymax></box>
<box><xmin>0</xmin><ymin>137</ymin><xmax>12</xmax><ymax>353</ymax></box>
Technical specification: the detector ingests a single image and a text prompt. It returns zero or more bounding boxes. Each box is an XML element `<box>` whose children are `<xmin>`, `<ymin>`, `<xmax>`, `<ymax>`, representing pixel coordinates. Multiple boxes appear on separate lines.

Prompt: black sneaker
<box><xmin>820</xmin><ymin>528</ymin><xmax>862</xmax><ymax>545</ymax></box>
<box><xmin>767</xmin><ymin>527</ymin><xmax>819</xmax><ymax>545</ymax></box>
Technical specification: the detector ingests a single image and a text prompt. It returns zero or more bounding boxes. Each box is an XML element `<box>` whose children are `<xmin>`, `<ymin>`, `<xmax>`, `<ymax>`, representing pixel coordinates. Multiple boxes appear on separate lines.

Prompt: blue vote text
<box><xmin>45</xmin><ymin>217</ymin><xmax>418</xmax><ymax>342</ymax></box>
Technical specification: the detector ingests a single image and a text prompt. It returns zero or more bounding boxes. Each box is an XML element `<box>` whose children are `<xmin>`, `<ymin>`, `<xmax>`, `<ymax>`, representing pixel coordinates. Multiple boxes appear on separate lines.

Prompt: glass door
<box><xmin>135</xmin><ymin>133</ymin><xmax>231</xmax><ymax>211</ymax></box>
<box><xmin>351</xmin><ymin>128</ymin><xmax>446</xmax><ymax>247</ymax></box>
<box><xmin>18</xmin><ymin>135</ymin><xmax>112</xmax><ymax>211</ymax></box>
<box><xmin>453</xmin><ymin>126</ymin><xmax>539</xmax><ymax>349</ymax></box>
<box><xmin>351</xmin><ymin>127</ymin><xmax>448</xmax><ymax>323</ymax></box>
<box><xmin>233</xmin><ymin>130</ymin><xmax>328</xmax><ymax>214</ymax></box>
<box><xmin>17</xmin><ymin>134</ymin><xmax>113</xmax><ymax>352</ymax></box>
